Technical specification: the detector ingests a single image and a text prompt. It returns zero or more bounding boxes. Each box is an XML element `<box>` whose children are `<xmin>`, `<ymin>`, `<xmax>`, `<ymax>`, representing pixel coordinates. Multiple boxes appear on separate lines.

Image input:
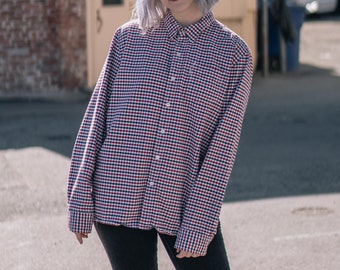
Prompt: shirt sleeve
<box><xmin>67</xmin><ymin>28</ymin><xmax>122</xmax><ymax>234</ymax></box>
<box><xmin>175</xmin><ymin>40</ymin><xmax>253</xmax><ymax>255</ymax></box>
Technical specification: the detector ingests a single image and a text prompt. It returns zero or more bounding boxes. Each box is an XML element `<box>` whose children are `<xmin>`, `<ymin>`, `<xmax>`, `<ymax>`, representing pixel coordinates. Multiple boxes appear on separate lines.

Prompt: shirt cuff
<box><xmin>68</xmin><ymin>210</ymin><xmax>93</xmax><ymax>234</ymax></box>
<box><xmin>174</xmin><ymin>227</ymin><xmax>215</xmax><ymax>256</ymax></box>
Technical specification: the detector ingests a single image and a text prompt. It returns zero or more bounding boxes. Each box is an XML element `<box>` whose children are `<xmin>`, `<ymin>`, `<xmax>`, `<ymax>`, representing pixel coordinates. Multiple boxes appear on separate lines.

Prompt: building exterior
<box><xmin>0</xmin><ymin>0</ymin><xmax>87</xmax><ymax>95</ymax></box>
<box><xmin>0</xmin><ymin>0</ymin><xmax>257</xmax><ymax>96</ymax></box>
<box><xmin>215</xmin><ymin>0</ymin><xmax>257</xmax><ymax>63</ymax></box>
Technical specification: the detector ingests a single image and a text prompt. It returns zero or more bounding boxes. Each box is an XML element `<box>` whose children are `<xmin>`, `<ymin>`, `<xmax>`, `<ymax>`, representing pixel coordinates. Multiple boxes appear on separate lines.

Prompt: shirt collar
<box><xmin>162</xmin><ymin>10</ymin><xmax>215</xmax><ymax>42</ymax></box>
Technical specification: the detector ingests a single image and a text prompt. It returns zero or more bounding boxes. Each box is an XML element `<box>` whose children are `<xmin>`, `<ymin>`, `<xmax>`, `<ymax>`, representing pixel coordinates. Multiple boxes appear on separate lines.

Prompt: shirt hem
<box><xmin>93</xmin><ymin>217</ymin><xmax>179</xmax><ymax>237</ymax></box>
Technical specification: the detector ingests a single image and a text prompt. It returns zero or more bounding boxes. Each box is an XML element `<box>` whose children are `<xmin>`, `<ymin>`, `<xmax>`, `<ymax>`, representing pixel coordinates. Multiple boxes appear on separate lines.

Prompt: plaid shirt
<box><xmin>67</xmin><ymin>10</ymin><xmax>253</xmax><ymax>255</ymax></box>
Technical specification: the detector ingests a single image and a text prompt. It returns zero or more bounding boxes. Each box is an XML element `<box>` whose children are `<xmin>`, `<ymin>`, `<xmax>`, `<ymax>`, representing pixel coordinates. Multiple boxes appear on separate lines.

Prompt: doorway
<box><xmin>86</xmin><ymin>0</ymin><xmax>133</xmax><ymax>88</ymax></box>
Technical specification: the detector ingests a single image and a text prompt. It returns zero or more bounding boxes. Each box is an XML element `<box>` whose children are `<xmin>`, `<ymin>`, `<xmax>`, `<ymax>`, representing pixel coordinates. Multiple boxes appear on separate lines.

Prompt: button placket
<box><xmin>146</xmin><ymin>33</ymin><xmax>187</xmax><ymax>194</ymax></box>
<box><xmin>169</xmin><ymin>30</ymin><xmax>187</xmax><ymax>84</ymax></box>
<box><xmin>140</xmin><ymin>25</ymin><xmax>193</xmax><ymax>228</ymax></box>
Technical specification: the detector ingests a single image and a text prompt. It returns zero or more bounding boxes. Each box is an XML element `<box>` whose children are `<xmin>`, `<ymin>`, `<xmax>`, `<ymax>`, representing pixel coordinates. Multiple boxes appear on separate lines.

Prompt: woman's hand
<box><xmin>176</xmin><ymin>249</ymin><xmax>201</xmax><ymax>258</ymax></box>
<box><xmin>74</xmin><ymin>232</ymin><xmax>88</xmax><ymax>244</ymax></box>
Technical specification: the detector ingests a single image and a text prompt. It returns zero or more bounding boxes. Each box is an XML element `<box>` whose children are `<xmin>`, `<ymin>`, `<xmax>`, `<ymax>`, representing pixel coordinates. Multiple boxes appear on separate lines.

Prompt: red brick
<box><xmin>1</xmin><ymin>0</ymin><xmax>87</xmax><ymax>94</ymax></box>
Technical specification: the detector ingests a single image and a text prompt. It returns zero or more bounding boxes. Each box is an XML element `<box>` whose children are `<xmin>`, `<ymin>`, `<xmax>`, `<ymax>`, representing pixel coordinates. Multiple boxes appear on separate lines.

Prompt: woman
<box><xmin>67</xmin><ymin>0</ymin><xmax>253</xmax><ymax>269</ymax></box>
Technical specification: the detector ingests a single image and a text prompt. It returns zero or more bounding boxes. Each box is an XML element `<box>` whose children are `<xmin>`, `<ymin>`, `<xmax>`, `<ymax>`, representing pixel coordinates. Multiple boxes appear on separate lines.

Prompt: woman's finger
<box><xmin>176</xmin><ymin>250</ymin><xmax>193</xmax><ymax>258</ymax></box>
<box><xmin>176</xmin><ymin>250</ymin><xmax>187</xmax><ymax>258</ymax></box>
<box><xmin>185</xmin><ymin>252</ymin><xmax>193</xmax><ymax>258</ymax></box>
<box><xmin>75</xmin><ymin>233</ymin><xmax>88</xmax><ymax>244</ymax></box>
<box><xmin>176</xmin><ymin>249</ymin><xmax>202</xmax><ymax>259</ymax></box>
<box><xmin>75</xmin><ymin>233</ymin><xmax>83</xmax><ymax>244</ymax></box>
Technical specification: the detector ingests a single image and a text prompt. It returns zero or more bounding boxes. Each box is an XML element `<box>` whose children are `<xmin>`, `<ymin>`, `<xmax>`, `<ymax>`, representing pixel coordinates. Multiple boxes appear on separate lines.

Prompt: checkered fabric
<box><xmin>67</xmin><ymin>10</ymin><xmax>253</xmax><ymax>256</ymax></box>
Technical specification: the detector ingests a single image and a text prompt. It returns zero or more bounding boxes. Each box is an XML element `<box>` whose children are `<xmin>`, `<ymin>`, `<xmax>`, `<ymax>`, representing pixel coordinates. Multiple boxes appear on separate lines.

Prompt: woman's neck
<box><xmin>168</xmin><ymin>3</ymin><xmax>203</xmax><ymax>26</ymax></box>
<box><xmin>173</xmin><ymin>11</ymin><xmax>203</xmax><ymax>26</ymax></box>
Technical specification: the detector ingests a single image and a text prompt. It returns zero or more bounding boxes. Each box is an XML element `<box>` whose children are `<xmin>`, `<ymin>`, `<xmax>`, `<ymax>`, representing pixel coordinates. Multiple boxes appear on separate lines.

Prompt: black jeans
<box><xmin>94</xmin><ymin>222</ymin><xmax>230</xmax><ymax>270</ymax></box>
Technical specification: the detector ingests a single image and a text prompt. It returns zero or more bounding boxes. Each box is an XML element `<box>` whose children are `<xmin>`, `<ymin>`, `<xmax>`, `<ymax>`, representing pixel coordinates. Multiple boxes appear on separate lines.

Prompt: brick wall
<box><xmin>0</xmin><ymin>0</ymin><xmax>87</xmax><ymax>95</ymax></box>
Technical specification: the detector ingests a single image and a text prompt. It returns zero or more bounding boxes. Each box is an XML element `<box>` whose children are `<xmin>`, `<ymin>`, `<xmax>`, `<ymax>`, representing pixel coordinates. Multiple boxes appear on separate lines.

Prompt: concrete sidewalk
<box><xmin>0</xmin><ymin>147</ymin><xmax>339</xmax><ymax>269</ymax></box>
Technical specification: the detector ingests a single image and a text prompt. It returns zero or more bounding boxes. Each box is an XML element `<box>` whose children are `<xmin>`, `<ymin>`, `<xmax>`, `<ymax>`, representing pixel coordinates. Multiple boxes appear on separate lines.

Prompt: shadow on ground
<box><xmin>0</xmin><ymin>64</ymin><xmax>339</xmax><ymax>202</ymax></box>
<box><xmin>227</xmin><ymin>63</ymin><xmax>340</xmax><ymax>201</ymax></box>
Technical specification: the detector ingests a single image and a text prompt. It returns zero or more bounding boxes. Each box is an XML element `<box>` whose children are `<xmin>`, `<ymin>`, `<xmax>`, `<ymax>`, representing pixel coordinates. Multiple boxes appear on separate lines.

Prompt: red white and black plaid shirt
<box><xmin>67</xmin><ymin>10</ymin><xmax>253</xmax><ymax>255</ymax></box>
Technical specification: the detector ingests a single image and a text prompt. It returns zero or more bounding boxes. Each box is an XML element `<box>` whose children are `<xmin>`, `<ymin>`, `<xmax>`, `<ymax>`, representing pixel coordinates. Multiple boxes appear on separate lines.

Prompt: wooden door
<box><xmin>86</xmin><ymin>0</ymin><xmax>133</xmax><ymax>88</ymax></box>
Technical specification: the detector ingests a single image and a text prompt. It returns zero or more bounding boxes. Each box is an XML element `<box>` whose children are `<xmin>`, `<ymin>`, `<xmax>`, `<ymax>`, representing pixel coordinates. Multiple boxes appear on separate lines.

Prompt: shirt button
<box><xmin>155</xmin><ymin>155</ymin><xmax>161</xmax><ymax>160</ymax></box>
<box><xmin>161</xmin><ymin>128</ymin><xmax>166</xmax><ymax>134</ymax></box>
<box><xmin>176</xmin><ymin>52</ymin><xmax>181</xmax><ymax>57</ymax></box>
<box><xmin>170</xmin><ymin>76</ymin><xmax>176</xmax><ymax>82</ymax></box>
<box><xmin>165</xmin><ymin>102</ymin><xmax>171</xmax><ymax>108</ymax></box>
<box><xmin>149</xmin><ymin>181</ymin><xmax>154</xmax><ymax>187</ymax></box>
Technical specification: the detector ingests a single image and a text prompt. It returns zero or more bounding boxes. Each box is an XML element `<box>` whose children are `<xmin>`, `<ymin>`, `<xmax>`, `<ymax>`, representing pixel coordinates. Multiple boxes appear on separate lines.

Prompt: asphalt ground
<box><xmin>0</xmin><ymin>14</ymin><xmax>340</xmax><ymax>270</ymax></box>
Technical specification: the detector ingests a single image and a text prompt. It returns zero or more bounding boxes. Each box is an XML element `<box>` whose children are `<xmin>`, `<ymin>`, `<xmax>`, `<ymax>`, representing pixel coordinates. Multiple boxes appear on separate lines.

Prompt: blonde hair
<box><xmin>134</xmin><ymin>0</ymin><xmax>219</xmax><ymax>31</ymax></box>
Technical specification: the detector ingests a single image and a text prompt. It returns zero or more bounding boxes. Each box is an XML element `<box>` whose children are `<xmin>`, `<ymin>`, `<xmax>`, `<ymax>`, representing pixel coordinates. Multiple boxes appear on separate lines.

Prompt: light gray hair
<box><xmin>134</xmin><ymin>0</ymin><xmax>219</xmax><ymax>32</ymax></box>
